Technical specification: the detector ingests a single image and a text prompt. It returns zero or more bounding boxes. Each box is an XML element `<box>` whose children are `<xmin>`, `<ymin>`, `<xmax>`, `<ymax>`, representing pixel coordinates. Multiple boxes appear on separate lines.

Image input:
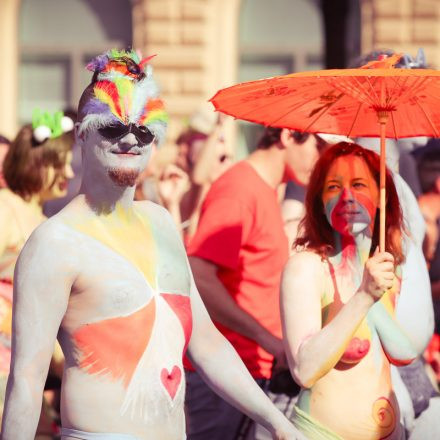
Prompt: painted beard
<box><xmin>108</xmin><ymin>168</ymin><xmax>140</xmax><ymax>187</ymax></box>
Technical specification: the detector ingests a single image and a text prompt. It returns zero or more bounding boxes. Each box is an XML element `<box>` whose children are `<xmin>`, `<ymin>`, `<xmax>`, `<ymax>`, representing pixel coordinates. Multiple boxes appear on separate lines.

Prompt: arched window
<box><xmin>18</xmin><ymin>0</ymin><xmax>132</xmax><ymax>123</ymax></box>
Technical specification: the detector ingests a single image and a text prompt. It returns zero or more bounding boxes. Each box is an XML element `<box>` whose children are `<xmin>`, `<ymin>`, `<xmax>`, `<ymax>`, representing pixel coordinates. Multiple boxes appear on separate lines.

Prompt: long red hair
<box><xmin>295</xmin><ymin>142</ymin><xmax>405</xmax><ymax>264</ymax></box>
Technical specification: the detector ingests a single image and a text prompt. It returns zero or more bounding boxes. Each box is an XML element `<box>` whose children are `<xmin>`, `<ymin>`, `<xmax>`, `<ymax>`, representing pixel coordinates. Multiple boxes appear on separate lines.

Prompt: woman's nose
<box><xmin>340</xmin><ymin>187</ymin><xmax>354</xmax><ymax>202</ymax></box>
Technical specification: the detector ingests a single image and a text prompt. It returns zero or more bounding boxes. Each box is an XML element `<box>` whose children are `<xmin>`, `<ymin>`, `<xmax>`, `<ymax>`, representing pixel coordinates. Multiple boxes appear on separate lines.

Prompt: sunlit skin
<box><xmin>281</xmin><ymin>155</ymin><xmax>417</xmax><ymax>439</ymax></box>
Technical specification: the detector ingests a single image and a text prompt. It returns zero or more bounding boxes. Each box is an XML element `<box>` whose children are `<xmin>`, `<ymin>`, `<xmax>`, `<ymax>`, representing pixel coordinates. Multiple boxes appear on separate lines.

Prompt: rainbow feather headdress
<box><xmin>78</xmin><ymin>49</ymin><xmax>168</xmax><ymax>144</ymax></box>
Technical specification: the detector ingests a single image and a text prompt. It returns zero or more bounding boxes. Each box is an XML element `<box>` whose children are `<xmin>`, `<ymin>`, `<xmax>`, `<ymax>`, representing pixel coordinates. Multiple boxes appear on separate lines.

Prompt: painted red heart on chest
<box><xmin>161</xmin><ymin>365</ymin><xmax>182</xmax><ymax>399</ymax></box>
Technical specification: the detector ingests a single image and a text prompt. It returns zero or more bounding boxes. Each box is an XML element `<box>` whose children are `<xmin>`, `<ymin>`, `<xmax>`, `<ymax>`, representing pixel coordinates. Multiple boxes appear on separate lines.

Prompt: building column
<box><xmin>360</xmin><ymin>0</ymin><xmax>440</xmax><ymax>68</ymax></box>
<box><xmin>134</xmin><ymin>0</ymin><xmax>241</xmax><ymax>144</ymax></box>
<box><xmin>0</xmin><ymin>0</ymin><xmax>20</xmax><ymax>138</ymax></box>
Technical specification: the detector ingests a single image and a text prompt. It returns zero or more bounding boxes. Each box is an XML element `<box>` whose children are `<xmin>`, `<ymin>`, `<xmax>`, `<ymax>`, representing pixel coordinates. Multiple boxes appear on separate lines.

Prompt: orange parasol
<box><xmin>210</xmin><ymin>54</ymin><xmax>440</xmax><ymax>250</ymax></box>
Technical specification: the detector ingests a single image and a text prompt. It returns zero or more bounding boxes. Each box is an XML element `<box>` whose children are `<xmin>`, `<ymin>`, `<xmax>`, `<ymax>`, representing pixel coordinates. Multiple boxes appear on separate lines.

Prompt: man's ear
<box><xmin>279</xmin><ymin>128</ymin><xmax>294</xmax><ymax>149</ymax></box>
<box><xmin>74</xmin><ymin>122</ymin><xmax>85</xmax><ymax>146</ymax></box>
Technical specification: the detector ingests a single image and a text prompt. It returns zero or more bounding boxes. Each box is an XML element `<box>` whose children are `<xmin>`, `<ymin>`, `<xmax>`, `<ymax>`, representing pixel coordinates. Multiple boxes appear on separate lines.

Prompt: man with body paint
<box><xmin>0</xmin><ymin>50</ymin><xmax>305</xmax><ymax>440</ymax></box>
<box><xmin>281</xmin><ymin>143</ymin><xmax>418</xmax><ymax>440</ymax></box>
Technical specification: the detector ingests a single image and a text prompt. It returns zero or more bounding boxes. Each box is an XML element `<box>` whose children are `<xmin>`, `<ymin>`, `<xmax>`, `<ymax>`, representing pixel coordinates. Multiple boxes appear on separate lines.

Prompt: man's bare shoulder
<box><xmin>15</xmin><ymin>216</ymin><xmax>81</xmax><ymax>285</ymax></box>
<box><xmin>21</xmin><ymin>214</ymin><xmax>81</xmax><ymax>260</ymax></box>
<box><xmin>135</xmin><ymin>199</ymin><xmax>170</xmax><ymax>217</ymax></box>
<box><xmin>135</xmin><ymin>200</ymin><xmax>178</xmax><ymax>232</ymax></box>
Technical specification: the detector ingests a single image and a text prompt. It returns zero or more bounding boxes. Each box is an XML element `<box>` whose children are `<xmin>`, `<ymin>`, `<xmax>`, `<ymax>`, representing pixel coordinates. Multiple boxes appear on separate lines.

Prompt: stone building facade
<box><xmin>1</xmin><ymin>0</ymin><xmax>440</xmax><ymax>140</ymax></box>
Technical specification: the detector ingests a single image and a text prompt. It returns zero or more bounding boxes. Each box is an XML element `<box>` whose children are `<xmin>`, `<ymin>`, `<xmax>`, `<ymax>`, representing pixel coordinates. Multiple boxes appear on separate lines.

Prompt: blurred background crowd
<box><xmin>0</xmin><ymin>0</ymin><xmax>440</xmax><ymax>438</ymax></box>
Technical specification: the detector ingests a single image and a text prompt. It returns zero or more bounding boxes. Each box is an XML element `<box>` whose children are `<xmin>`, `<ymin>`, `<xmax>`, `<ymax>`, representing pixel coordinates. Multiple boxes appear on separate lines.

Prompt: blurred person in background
<box><xmin>157</xmin><ymin>107</ymin><xmax>233</xmax><ymax>244</ymax></box>
<box><xmin>43</xmin><ymin>109</ymin><xmax>82</xmax><ymax>218</ymax></box>
<box><xmin>417</xmin><ymin>142</ymin><xmax>440</xmax><ymax>301</ymax></box>
<box><xmin>416</xmin><ymin>144</ymin><xmax>440</xmax><ymax>389</ymax></box>
<box><xmin>186</xmin><ymin>127</ymin><xmax>323</xmax><ymax>440</ymax></box>
<box><xmin>0</xmin><ymin>135</ymin><xmax>11</xmax><ymax>189</ymax></box>
<box><xmin>282</xmin><ymin>133</ymin><xmax>347</xmax><ymax>250</ymax></box>
<box><xmin>0</xmin><ymin>110</ymin><xmax>74</xmax><ymax>436</ymax></box>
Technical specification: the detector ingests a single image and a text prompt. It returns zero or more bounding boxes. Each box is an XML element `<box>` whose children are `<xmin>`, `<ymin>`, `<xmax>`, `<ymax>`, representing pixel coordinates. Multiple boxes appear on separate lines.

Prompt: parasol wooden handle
<box><xmin>379</xmin><ymin>120</ymin><xmax>387</xmax><ymax>252</ymax></box>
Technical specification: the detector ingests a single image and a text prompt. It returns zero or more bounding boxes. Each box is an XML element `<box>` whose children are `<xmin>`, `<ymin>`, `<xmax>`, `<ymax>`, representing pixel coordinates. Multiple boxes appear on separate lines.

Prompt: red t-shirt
<box><xmin>187</xmin><ymin>161</ymin><xmax>289</xmax><ymax>379</ymax></box>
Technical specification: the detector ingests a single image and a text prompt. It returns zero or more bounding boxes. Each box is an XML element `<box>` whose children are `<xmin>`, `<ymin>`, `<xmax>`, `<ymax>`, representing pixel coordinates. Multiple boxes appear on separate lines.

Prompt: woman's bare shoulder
<box><xmin>282</xmin><ymin>249</ymin><xmax>327</xmax><ymax>300</ymax></box>
<box><xmin>285</xmin><ymin>248</ymin><xmax>326</xmax><ymax>272</ymax></box>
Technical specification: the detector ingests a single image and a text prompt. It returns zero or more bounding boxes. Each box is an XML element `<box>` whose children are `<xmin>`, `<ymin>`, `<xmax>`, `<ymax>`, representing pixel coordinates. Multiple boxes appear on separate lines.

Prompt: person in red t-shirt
<box><xmin>186</xmin><ymin>127</ymin><xmax>325</xmax><ymax>440</ymax></box>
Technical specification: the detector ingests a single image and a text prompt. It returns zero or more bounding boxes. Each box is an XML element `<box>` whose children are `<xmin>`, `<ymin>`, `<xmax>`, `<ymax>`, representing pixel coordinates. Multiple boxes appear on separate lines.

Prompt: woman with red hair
<box><xmin>281</xmin><ymin>142</ymin><xmax>417</xmax><ymax>439</ymax></box>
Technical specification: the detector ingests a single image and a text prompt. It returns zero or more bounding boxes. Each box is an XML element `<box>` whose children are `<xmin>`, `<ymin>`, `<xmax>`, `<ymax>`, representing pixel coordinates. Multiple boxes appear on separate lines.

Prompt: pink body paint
<box><xmin>160</xmin><ymin>365</ymin><xmax>182</xmax><ymax>399</ymax></box>
<box><xmin>161</xmin><ymin>293</ymin><xmax>192</xmax><ymax>355</ymax></box>
<box><xmin>341</xmin><ymin>337</ymin><xmax>370</xmax><ymax>363</ymax></box>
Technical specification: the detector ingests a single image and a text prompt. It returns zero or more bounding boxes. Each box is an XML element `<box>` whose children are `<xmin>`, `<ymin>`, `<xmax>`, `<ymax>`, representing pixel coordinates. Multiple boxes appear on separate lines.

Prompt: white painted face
<box><xmin>80</xmin><ymin>128</ymin><xmax>154</xmax><ymax>187</ymax></box>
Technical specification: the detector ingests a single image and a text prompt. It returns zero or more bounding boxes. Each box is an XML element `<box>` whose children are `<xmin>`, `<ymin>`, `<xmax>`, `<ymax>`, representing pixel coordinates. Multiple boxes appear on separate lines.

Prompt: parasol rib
<box><xmin>328</xmin><ymin>76</ymin><xmax>375</xmax><ymax>108</ymax></box>
<box><xmin>406</xmin><ymin>76</ymin><xmax>431</xmax><ymax>98</ymax></box>
<box><xmin>236</xmin><ymin>93</ymin><xmax>307</xmax><ymax>121</ymax></box>
<box><xmin>303</xmin><ymin>92</ymin><xmax>346</xmax><ymax>133</ymax></box>
<box><xmin>387</xmin><ymin>75</ymin><xmax>410</xmax><ymax>106</ymax></box>
<box><xmin>391</xmin><ymin>76</ymin><xmax>431</xmax><ymax>106</ymax></box>
<box><xmin>350</xmin><ymin>76</ymin><xmax>379</xmax><ymax>107</ymax></box>
<box><xmin>347</xmin><ymin>101</ymin><xmax>363</xmax><ymax>137</ymax></box>
<box><xmin>414</xmin><ymin>98</ymin><xmax>440</xmax><ymax>137</ymax></box>
<box><xmin>267</xmin><ymin>105</ymin><xmax>305</xmax><ymax>127</ymax></box>
<box><xmin>235</xmin><ymin>83</ymin><xmax>326</xmax><ymax>122</ymax></box>
<box><xmin>364</xmin><ymin>76</ymin><xmax>382</xmax><ymax>107</ymax></box>
<box><xmin>390</xmin><ymin>110</ymin><xmax>398</xmax><ymax>139</ymax></box>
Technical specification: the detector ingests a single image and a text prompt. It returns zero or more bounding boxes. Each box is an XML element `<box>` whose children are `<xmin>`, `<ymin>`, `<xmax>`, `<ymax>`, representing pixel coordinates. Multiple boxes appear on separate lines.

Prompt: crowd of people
<box><xmin>0</xmin><ymin>47</ymin><xmax>438</xmax><ymax>440</ymax></box>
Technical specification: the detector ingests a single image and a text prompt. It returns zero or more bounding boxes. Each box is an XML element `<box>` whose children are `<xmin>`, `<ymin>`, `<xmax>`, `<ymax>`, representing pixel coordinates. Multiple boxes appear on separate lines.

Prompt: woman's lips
<box><xmin>337</xmin><ymin>211</ymin><xmax>360</xmax><ymax>216</ymax></box>
<box><xmin>58</xmin><ymin>181</ymin><xmax>68</xmax><ymax>191</ymax></box>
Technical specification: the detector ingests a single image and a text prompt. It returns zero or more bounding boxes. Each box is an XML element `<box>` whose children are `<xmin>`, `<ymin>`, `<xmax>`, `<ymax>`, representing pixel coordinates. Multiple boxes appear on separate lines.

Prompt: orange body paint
<box><xmin>74</xmin><ymin>299</ymin><xmax>156</xmax><ymax>386</ymax></box>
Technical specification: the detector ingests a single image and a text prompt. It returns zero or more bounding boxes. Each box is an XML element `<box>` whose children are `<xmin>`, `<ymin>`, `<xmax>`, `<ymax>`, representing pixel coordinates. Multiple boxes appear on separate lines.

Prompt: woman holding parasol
<box><xmin>281</xmin><ymin>142</ymin><xmax>417</xmax><ymax>439</ymax></box>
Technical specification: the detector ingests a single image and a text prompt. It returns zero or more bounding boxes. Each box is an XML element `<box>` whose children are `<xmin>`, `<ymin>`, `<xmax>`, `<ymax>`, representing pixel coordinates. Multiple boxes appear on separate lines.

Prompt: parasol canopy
<box><xmin>210</xmin><ymin>54</ymin><xmax>440</xmax><ymax>139</ymax></box>
<box><xmin>210</xmin><ymin>54</ymin><xmax>440</xmax><ymax>250</ymax></box>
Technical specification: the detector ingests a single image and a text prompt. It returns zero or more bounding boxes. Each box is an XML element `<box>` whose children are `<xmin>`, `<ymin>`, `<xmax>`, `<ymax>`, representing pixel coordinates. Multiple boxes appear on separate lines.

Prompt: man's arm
<box><xmin>186</xmin><ymin>264</ymin><xmax>305</xmax><ymax>440</ymax></box>
<box><xmin>189</xmin><ymin>256</ymin><xmax>287</xmax><ymax>368</ymax></box>
<box><xmin>1</xmin><ymin>222</ymin><xmax>74</xmax><ymax>439</ymax></box>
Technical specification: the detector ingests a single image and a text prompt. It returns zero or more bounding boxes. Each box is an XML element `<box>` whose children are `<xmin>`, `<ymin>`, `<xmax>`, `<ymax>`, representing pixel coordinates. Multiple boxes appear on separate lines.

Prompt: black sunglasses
<box><xmin>98</xmin><ymin>123</ymin><xmax>155</xmax><ymax>145</ymax></box>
